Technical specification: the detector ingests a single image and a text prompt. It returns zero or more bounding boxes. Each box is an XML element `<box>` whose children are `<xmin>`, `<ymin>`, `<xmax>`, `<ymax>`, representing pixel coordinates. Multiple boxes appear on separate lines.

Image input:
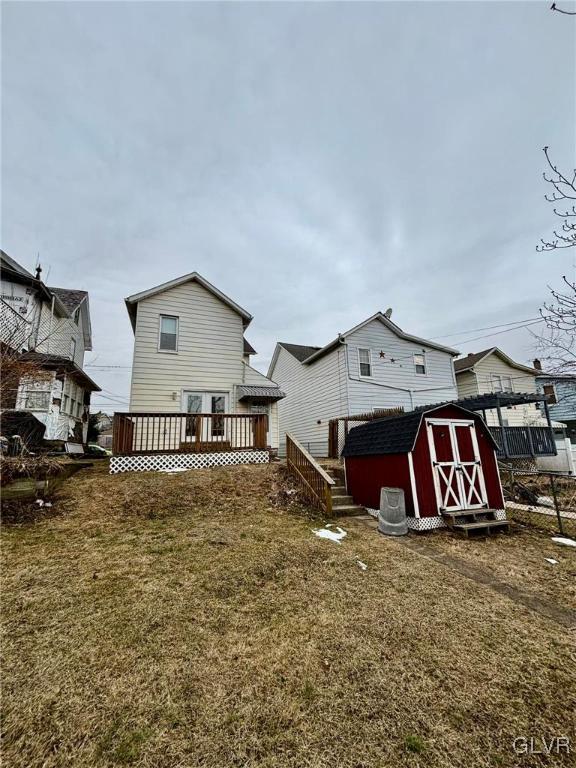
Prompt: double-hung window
<box><xmin>159</xmin><ymin>315</ymin><xmax>178</xmax><ymax>352</ymax></box>
<box><xmin>414</xmin><ymin>353</ymin><xmax>426</xmax><ymax>375</ymax></box>
<box><xmin>543</xmin><ymin>384</ymin><xmax>557</xmax><ymax>404</ymax></box>
<box><xmin>358</xmin><ymin>348</ymin><xmax>372</xmax><ymax>377</ymax></box>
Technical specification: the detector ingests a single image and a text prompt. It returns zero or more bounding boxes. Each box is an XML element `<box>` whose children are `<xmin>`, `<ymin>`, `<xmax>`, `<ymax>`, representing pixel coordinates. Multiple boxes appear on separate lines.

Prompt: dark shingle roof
<box><xmin>342</xmin><ymin>410</ymin><xmax>424</xmax><ymax>457</ymax></box>
<box><xmin>453</xmin><ymin>349</ymin><xmax>494</xmax><ymax>373</ymax></box>
<box><xmin>48</xmin><ymin>287</ymin><xmax>87</xmax><ymax>314</ymax></box>
<box><xmin>342</xmin><ymin>403</ymin><xmax>498</xmax><ymax>457</ymax></box>
<box><xmin>278</xmin><ymin>342</ymin><xmax>321</xmax><ymax>362</ymax></box>
<box><xmin>243</xmin><ymin>338</ymin><xmax>257</xmax><ymax>356</ymax></box>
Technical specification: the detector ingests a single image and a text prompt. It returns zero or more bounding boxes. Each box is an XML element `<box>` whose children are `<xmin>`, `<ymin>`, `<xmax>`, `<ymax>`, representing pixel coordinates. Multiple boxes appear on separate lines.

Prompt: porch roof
<box><xmin>20</xmin><ymin>352</ymin><xmax>101</xmax><ymax>392</ymax></box>
<box><xmin>237</xmin><ymin>385</ymin><xmax>285</xmax><ymax>402</ymax></box>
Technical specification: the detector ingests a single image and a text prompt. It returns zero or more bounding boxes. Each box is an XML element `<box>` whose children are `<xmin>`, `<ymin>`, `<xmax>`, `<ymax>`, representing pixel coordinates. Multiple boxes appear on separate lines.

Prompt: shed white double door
<box><xmin>182</xmin><ymin>391</ymin><xmax>228</xmax><ymax>441</ymax></box>
<box><xmin>426</xmin><ymin>419</ymin><xmax>488</xmax><ymax>512</ymax></box>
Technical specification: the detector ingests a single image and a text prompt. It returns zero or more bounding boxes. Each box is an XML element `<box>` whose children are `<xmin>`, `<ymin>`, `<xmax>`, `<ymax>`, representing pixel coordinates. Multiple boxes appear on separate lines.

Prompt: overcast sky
<box><xmin>2</xmin><ymin>1</ymin><xmax>575</xmax><ymax>412</ymax></box>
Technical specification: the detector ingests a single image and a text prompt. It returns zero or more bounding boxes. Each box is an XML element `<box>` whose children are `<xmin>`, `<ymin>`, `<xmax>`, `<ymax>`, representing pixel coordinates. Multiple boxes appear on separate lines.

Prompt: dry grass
<box><xmin>422</xmin><ymin>527</ymin><xmax>576</xmax><ymax>610</ymax></box>
<box><xmin>2</xmin><ymin>463</ymin><xmax>575</xmax><ymax>768</ymax></box>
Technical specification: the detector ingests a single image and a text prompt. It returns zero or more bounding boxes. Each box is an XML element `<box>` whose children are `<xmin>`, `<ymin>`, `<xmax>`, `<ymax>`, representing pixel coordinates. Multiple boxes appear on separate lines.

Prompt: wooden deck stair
<box><xmin>319</xmin><ymin>464</ymin><xmax>365</xmax><ymax>516</ymax></box>
<box><xmin>441</xmin><ymin>508</ymin><xmax>510</xmax><ymax>537</ymax></box>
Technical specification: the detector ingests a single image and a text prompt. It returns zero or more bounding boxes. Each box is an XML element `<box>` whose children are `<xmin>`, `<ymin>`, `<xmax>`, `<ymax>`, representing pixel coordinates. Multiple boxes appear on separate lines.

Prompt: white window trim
<box><xmin>414</xmin><ymin>352</ymin><xmax>427</xmax><ymax>376</ymax></box>
<box><xmin>158</xmin><ymin>314</ymin><xmax>179</xmax><ymax>354</ymax></box>
<box><xmin>491</xmin><ymin>374</ymin><xmax>503</xmax><ymax>392</ymax></box>
<box><xmin>357</xmin><ymin>348</ymin><xmax>372</xmax><ymax>378</ymax></box>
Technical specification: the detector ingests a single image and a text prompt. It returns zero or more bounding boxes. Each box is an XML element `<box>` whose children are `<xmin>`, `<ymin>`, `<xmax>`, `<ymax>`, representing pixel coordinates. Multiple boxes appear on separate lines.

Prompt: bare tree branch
<box><xmin>537</xmin><ymin>147</ymin><xmax>576</xmax><ymax>252</ymax></box>
<box><xmin>550</xmin><ymin>3</ymin><xmax>576</xmax><ymax>15</ymax></box>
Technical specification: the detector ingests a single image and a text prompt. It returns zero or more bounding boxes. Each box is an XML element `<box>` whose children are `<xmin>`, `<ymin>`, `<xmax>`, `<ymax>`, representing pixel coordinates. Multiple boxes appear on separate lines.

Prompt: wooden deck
<box><xmin>112</xmin><ymin>412</ymin><xmax>268</xmax><ymax>455</ymax></box>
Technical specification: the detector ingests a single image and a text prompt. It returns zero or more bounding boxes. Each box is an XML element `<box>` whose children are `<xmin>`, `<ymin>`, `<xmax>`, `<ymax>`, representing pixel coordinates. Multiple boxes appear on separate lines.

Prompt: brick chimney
<box><xmin>533</xmin><ymin>358</ymin><xmax>542</xmax><ymax>371</ymax></box>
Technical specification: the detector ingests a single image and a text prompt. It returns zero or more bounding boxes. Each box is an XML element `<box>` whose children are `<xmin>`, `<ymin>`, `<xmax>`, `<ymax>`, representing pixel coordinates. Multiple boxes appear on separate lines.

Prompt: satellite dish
<box><xmin>384</xmin><ymin>308</ymin><xmax>393</xmax><ymax>318</ymax></box>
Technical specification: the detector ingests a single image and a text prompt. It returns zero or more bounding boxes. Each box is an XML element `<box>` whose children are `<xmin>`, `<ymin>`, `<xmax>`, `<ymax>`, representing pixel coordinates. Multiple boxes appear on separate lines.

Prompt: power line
<box><xmin>432</xmin><ymin>316</ymin><xmax>542</xmax><ymax>340</ymax></box>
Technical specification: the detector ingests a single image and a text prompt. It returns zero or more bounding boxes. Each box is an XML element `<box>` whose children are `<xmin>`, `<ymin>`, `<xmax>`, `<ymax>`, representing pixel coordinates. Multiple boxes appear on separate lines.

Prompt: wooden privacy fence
<box><xmin>328</xmin><ymin>408</ymin><xmax>405</xmax><ymax>458</ymax></box>
<box><xmin>113</xmin><ymin>412</ymin><xmax>268</xmax><ymax>455</ymax></box>
<box><xmin>286</xmin><ymin>432</ymin><xmax>334</xmax><ymax>514</ymax></box>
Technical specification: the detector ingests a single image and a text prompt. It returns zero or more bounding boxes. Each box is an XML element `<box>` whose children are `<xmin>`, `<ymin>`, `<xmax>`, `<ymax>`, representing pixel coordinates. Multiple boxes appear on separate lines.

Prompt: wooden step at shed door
<box><xmin>441</xmin><ymin>508</ymin><xmax>510</xmax><ymax>537</ymax></box>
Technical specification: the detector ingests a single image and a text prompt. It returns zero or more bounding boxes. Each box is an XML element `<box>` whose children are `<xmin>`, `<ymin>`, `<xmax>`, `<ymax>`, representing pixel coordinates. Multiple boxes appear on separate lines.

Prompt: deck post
<box><xmin>495</xmin><ymin>396</ymin><xmax>510</xmax><ymax>459</ymax></box>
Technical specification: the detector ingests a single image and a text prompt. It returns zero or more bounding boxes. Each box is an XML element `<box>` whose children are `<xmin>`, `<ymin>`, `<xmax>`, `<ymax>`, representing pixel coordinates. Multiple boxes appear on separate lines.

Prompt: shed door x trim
<box><xmin>426</xmin><ymin>419</ymin><xmax>488</xmax><ymax>512</ymax></box>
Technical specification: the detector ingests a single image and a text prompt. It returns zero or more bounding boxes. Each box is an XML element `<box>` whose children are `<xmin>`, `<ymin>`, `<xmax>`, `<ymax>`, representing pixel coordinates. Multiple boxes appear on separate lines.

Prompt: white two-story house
<box><xmin>124</xmin><ymin>272</ymin><xmax>284</xmax><ymax>453</ymax></box>
<box><xmin>268</xmin><ymin>311</ymin><xmax>459</xmax><ymax>456</ymax></box>
<box><xmin>0</xmin><ymin>250</ymin><xmax>100</xmax><ymax>446</ymax></box>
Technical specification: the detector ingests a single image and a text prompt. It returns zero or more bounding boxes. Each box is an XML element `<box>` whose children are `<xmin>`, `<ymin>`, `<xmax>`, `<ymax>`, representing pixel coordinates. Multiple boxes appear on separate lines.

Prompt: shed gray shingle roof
<box><xmin>342</xmin><ymin>403</ymin><xmax>497</xmax><ymax>457</ymax></box>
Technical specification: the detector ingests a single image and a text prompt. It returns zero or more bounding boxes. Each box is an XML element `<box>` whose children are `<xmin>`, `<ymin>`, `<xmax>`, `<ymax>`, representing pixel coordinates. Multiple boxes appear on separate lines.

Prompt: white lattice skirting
<box><xmin>365</xmin><ymin>509</ymin><xmax>507</xmax><ymax>531</ymax></box>
<box><xmin>110</xmin><ymin>450</ymin><xmax>270</xmax><ymax>474</ymax></box>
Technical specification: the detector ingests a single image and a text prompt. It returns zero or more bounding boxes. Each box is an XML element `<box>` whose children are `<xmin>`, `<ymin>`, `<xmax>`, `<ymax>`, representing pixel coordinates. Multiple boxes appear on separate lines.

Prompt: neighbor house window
<box><xmin>414</xmin><ymin>353</ymin><xmax>426</xmax><ymax>375</ymax></box>
<box><xmin>543</xmin><ymin>384</ymin><xmax>557</xmax><ymax>404</ymax></box>
<box><xmin>159</xmin><ymin>315</ymin><xmax>178</xmax><ymax>352</ymax></box>
<box><xmin>490</xmin><ymin>374</ymin><xmax>513</xmax><ymax>393</ymax></box>
<box><xmin>358</xmin><ymin>348</ymin><xmax>372</xmax><ymax>377</ymax></box>
<box><xmin>70</xmin><ymin>337</ymin><xmax>76</xmax><ymax>361</ymax></box>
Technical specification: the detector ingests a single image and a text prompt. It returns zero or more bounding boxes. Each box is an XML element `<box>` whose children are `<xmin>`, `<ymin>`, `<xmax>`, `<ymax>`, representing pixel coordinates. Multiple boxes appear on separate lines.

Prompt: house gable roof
<box><xmin>124</xmin><ymin>272</ymin><xmax>253</xmax><ymax>332</ymax></box>
<box><xmin>269</xmin><ymin>312</ymin><xmax>458</xmax><ymax>375</ymax></box>
<box><xmin>48</xmin><ymin>287</ymin><xmax>92</xmax><ymax>351</ymax></box>
<box><xmin>243</xmin><ymin>338</ymin><xmax>257</xmax><ymax>356</ymax></box>
<box><xmin>454</xmin><ymin>347</ymin><xmax>541</xmax><ymax>376</ymax></box>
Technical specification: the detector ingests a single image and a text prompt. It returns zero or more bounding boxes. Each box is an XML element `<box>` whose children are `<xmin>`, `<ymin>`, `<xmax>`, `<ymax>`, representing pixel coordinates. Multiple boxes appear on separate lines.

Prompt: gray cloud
<box><xmin>2</xmin><ymin>1</ymin><xmax>575</xmax><ymax>410</ymax></box>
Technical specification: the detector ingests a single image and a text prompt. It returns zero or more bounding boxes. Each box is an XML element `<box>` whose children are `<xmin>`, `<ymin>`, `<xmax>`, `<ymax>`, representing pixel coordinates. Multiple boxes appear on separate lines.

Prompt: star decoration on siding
<box><xmin>379</xmin><ymin>351</ymin><xmax>385</xmax><ymax>358</ymax></box>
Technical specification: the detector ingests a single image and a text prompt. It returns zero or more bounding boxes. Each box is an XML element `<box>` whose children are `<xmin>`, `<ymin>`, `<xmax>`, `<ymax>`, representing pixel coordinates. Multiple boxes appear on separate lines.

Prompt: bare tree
<box><xmin>536</xmin><ymin>276</ymin><xmax>576</xmax><ymax>374</ymax></box>
<box><xmin>536</xmin><ymin>147</ymin><xmax>576</xmax><ymax>252</ymax></box>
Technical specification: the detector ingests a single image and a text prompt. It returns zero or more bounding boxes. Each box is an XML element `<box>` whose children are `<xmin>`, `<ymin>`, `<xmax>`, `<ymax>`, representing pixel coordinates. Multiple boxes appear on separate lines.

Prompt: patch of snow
<box><xmin>157</xmin><ymin>468</ymin><xmax>188</xmax><ymax>474</ymax></box>
<box><xmin>537</xmin><ymin>495</ymin><xmax>554</xmax><ymax>508</ymax></box>
<box><xmin>312</xmin><ymin>526</ymin><xmax>347</xmax><ymax>544</ymax></box>
<box><xmin>356</xmin><ymin>559</ymin><xmax>368</xmax><ymax>571</ymax></box>
<box><xmin>545</xmin><ymin>558</ymin><xmax>559</xmax><ymax>565</ymax></box>
<box><xmin>551</xmin><ymin>536</ymin><xmax>576</xmax><ymax>548</ymax></box>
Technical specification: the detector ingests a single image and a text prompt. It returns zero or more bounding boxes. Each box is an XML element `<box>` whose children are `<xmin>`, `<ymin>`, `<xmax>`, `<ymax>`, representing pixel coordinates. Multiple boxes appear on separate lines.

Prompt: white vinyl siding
<box><xmin>346</xmin><ymin>318</ymin><xmax>458</xmax><ymax>414</ymax></box>
<box><xmin>129</xmin><ymin>280</ymin><xmax>246</xmax><ymax>411</ymax></box>
<box><xmin>270</xmin><ymin>345</ymin><xmax>348</xmax><ymax>457</ymax></box>
<box><xmin>455</xmin><ymin>351</ymin><xmax>548</xmax><ymax>428</ymax></box>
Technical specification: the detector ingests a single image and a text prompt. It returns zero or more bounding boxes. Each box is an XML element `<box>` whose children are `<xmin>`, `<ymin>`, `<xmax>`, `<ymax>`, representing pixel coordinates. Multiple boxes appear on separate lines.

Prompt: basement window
<box><xmin>158</xmin><ymin>315</ymin><xmax>178</xmax><ymax>352</ymax></box>
<box><xmin>414</xmin><ymin>353</ymin><xmax>426</xmax><ymax>375</ymax></box>
<box><xmin>358</xmin><ymin>348</ymin><xmax>372</xmax><ymax>377</ymax></box>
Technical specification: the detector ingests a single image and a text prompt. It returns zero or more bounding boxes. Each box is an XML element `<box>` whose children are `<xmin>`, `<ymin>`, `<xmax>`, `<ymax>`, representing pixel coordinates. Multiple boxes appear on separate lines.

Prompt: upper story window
<box><xmin>73</xmin><ymin>307</ymin><xmax>80</xmax><ymax>325</ymax></box>
<box><xmin>491</xmin><ymin>374</ymin><xmax>513</xmax><ymax>393</ymax></box>
<box><xmin>543</xmin><ymin>384</ymin><xmax>557</xmax><ymax>404</ymax></box>
<box><xmin>70</xmin><ymin>337</ymin><xmax>76</xmax><ymax>361</ymax></box>
<box><xmin>414</xmin><ymin>353</ymin><xmax>426</xmax><ymax>375</ymax></box>
<box><xmin>358</xmin><ymin>348</ymin><xmax>372</xmax><ymax>377</ymax></box>
<box><xmin>159</xmin><ymin>315</ymin><xmax>178</xmax><ymax>352</ymax></box>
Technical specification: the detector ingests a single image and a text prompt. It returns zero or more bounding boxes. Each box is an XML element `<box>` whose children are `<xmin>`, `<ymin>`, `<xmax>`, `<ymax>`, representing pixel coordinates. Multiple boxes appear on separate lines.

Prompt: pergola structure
<box><xmin>430</xmin><ymin>392</ymin><xmax>556</xmax><ymax>460</ymax></box>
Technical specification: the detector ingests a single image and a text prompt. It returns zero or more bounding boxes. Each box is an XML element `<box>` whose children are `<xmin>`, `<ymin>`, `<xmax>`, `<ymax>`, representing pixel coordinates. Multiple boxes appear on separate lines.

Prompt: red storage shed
<box><xmin>342</xmin><ymin>404</ymin><xmax>506</xmax><ymax>532</ymax></box>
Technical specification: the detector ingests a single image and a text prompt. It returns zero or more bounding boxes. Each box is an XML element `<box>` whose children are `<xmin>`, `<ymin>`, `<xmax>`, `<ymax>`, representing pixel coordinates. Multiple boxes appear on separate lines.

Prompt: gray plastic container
<box><xmin>378</xmin><ymin>487</ymin><xmax>408</xmax><ymax>536</ymax></box>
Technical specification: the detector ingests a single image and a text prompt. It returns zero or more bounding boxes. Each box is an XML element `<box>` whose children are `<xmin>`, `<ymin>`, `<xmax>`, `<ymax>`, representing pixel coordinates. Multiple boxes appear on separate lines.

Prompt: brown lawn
<box><xmin>2</xmin><ymin>463</ymin><xmax>575</xmax><ymax>768</ymax></box>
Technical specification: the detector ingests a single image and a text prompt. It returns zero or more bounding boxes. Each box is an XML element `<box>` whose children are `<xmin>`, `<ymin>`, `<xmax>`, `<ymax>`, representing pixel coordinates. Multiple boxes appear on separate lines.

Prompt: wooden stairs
<box><xmin>441</xmin><ymin>508</ymin><xmax>510</xmax><ymax>537</ymax></box>
<box><xmin>319</xmin><ymin>463</ymin><xmax>366</xmax><ymax>517</ymax></box>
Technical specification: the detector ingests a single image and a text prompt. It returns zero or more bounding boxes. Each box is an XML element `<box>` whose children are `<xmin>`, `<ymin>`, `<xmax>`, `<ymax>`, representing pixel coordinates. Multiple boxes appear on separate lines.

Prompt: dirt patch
<box><xmin>2</xmin><ymin>464</ymin><xmax>575</xmax><ymax>768</ymax></box>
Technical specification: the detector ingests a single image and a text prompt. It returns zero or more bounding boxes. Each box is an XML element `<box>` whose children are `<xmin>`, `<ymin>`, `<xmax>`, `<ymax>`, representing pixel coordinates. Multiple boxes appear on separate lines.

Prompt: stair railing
<box><xmin>285</xmin><ymin>433</ymin><xmax>334</xmax><ymax>514</ymax></box>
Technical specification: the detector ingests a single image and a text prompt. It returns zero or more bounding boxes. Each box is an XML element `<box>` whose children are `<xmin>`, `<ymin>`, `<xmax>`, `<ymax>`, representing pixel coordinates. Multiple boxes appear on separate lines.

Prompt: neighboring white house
<box><xmin>454</xmin><ymin>347</ymin><xmax>572</xmax><ymax>472</ymax></box>
<box><xmin>267</xmin><ymin>311</ymin><xmax>460</xmax><ymax>456</ymax></box>
<box><xmin>0</xmin><ymin>250</ymin><xmax>100</xmax><ymax>445</ymax></box>
<box><xmin>125</xmin><ymin>272</ymin><xmax>284</xmax><ymax>450</ymax></box>
<box><xmin>453</xmin><ymin>347</ymin><xmax>562</xmax><ymax>428</ymax></box>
